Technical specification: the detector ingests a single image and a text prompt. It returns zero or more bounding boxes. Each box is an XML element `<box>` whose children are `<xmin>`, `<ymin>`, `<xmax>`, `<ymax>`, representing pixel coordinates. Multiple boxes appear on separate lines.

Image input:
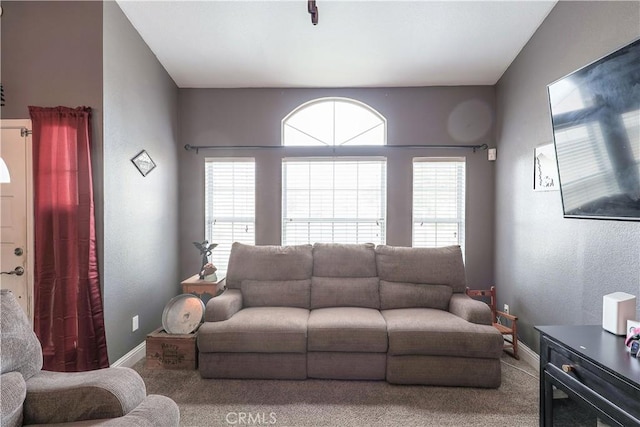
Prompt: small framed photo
<box><xmin>131</xmin><ymin>150</ymin><xmax>156</xmax><ymax>177</ymax></box>
<box><xmin>534</xmin><ymin>143</ymin><xmax>559</xmax><ymax>191</ymax></box>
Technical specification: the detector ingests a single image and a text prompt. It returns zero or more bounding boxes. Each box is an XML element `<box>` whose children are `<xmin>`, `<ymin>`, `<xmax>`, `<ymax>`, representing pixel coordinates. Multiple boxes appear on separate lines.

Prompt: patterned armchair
<box><xmin>0</xmin><ymin>289</ymin><xmax>179</xmax><ymax>426</ymax></box>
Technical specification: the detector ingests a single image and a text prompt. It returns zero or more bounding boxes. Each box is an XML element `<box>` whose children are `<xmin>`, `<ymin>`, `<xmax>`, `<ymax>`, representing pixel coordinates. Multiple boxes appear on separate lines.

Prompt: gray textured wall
<box><xmin>1</xmin><ymin>1</ymin><xmax>180</xmax><ymax>363</ymax></box>
<box><xmin>0</xmin><ymin>0</ymin><xmax>105</xmax><ymax>278</ymax></box>
<box><xmin>103</xmin><ymin>1</ymin><xmax>180</xmax><ymax>362</ymax></box>
<box><xmin>0</xmin><ymin>1</ymin><xmax>103</xmax><ymax>118</ymax></box>
<box><xmin>495</xmin><ymin>1</ymin><xmax>640</xmax><ymax>351</ymax></box>
<box><xmin>178</xmin><ymin>87</ymin><xmax>497</xmax><ymax>288</ymax></box>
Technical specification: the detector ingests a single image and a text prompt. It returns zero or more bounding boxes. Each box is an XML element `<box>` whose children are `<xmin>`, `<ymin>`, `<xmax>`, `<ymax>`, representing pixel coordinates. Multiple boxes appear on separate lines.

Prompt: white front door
<box><xmin>0</xmin><ymin>119</ymin><xmax>33</xmax><ymax>321</ymax></box>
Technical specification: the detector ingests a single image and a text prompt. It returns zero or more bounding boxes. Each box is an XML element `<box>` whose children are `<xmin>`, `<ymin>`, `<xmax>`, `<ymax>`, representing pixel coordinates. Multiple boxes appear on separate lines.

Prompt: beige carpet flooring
<box><xmin>133</xmin><ymin>355</ymin><xmax>539</xmax><ymax>427</ymax></box>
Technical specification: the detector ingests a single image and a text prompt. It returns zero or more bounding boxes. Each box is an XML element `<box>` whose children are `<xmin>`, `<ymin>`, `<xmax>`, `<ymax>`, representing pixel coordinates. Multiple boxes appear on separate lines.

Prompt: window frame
<box><xmin>412</xmin><ymin>157</ymin><xmax>466</xmax><ymax>253</ymax></box>
<box><xmin>281</xmin><ymin>157</ymin><xmax>387</xmax><ymax>245</ymax></box>
<box><xmin>281</xmin><ymin>97</ymin><xmax>387</xmax><ymax>147</ymax></box>
<box><xmin>204</xmin><ymin>157</ymin><xmax>256</xmax><ymax>275</ymax></box>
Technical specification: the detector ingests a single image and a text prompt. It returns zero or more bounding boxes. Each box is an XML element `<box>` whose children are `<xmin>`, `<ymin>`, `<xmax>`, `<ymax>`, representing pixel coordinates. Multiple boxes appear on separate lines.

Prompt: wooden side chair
<box><xmin>466</xmin><ymin>286</ymin><xmax>519</xmax><ymax>359</ymax></box>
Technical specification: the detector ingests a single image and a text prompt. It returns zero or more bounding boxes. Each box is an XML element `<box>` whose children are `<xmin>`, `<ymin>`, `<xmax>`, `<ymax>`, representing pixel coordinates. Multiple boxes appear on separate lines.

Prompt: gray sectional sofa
<box><xmin>197</xmin><ymin>242</ymin><xmax>504</xmax><ymax>388</ymax></box>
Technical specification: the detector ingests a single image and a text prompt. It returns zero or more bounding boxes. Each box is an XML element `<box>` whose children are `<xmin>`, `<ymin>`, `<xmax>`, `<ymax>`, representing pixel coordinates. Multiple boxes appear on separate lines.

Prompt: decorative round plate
<box><xmin>162</xmin><ymin>294</ymin><xmax>205</xmax><ymax>334</ymax></box>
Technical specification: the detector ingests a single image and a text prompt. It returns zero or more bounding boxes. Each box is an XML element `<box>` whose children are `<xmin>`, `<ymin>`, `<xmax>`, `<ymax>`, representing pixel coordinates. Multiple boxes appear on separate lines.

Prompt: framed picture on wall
<box><xmin>534</xmin><ymin>143</ymin><xmax>559</xmax><ymax>191</ymax></box>
<box><xmin>131</xmin><ymin>150</ymin><xmax>156</xmax><ymax>177</ymax></box>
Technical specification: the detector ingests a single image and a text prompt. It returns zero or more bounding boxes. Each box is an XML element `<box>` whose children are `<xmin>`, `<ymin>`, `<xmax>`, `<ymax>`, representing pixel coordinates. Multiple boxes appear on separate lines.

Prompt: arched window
<box><xmin>281</xmin><ymin>98</ymin><xmax>387</xmax><ymax>245</ymax></box>
<box><xmin>282</xmin><ymin>97</ymin><xmax>386</xmax><ymax>146</ymax></box>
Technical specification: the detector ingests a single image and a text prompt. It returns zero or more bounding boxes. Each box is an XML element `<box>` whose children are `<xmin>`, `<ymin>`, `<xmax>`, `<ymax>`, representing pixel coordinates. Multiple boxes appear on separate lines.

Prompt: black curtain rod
<box><xmin>184</xmin><ymin>143</ymin><xmax>488</xmax><ymax>154</ymax></box>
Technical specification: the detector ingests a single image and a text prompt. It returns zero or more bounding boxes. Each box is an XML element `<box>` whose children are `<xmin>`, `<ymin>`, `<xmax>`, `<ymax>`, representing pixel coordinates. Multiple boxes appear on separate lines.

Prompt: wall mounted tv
<box><xmin>548</xmin><ymin>38</ymin><xmax>640</xmax><ymax>221</ymax></box>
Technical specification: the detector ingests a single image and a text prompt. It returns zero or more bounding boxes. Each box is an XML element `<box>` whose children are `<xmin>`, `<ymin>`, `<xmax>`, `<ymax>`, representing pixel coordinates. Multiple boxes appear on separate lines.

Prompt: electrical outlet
<box><xmin>132</xmin><ymin>315</ymin><xmax>139</xmax><ymax>332</ymax></box>
<box><xmin>503</xmin><ymin>304</ymin><xmax>509</xmax><ymax>314</ymax></box>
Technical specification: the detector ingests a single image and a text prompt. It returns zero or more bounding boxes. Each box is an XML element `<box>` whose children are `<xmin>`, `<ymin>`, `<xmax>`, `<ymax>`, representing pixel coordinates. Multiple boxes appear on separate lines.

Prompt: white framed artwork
<box><xmin>534</xmin><ymin>143</ymin><xmax>559</xmax><ymax>191</ymax></box>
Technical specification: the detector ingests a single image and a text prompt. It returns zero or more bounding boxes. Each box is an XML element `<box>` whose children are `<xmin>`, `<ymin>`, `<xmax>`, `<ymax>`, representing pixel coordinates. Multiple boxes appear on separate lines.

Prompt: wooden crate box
<box><xmin>146</xmin><ymin>328</ymin><xmax>197</xmax><ymax>370</ymax></box>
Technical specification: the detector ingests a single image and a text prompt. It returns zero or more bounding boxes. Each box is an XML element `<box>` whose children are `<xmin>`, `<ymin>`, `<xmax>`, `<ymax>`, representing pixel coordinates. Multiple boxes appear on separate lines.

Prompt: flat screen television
<box><xmin>547</xmin><ymin>37</ymin><xmax>640</xmax><ymax>220</ymax></box>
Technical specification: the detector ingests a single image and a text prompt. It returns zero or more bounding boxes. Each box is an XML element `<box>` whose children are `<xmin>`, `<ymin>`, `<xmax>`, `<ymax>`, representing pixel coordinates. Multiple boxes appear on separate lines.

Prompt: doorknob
<box><xmin>1</xmin><ymin>266</ymin><xmax>24</xmax><ymax>276</ymax></box>
<box><xmin>14</xmin><ymin>247</ymin><xmax>23</xmax><ymax>256</ymax></box>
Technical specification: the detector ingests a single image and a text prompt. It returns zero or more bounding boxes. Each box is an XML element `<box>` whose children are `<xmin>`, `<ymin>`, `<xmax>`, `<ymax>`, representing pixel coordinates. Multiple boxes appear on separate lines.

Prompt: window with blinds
<box><xmin>282</xmin><ymin>158</ymin><xmax>386</xmax><ymax>245</ymax></box>
<box><xmin>205</xmin><ymin>159</ymin><xmax>255</xmax><ymax>275</ymax></box>
<box><xmin>412</xmin><ymin>158</ymin><xmax>466</xmax><ymax>252</ymax></box>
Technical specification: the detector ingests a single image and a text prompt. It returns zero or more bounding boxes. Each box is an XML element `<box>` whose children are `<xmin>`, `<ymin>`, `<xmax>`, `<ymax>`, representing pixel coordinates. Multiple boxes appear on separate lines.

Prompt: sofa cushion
<box><xmin>197</xmin><ymin>307</ymin><xmax>309</xmax><ymax>353</ymax></box>
<box><xmin>307</xmin><ymin>307</ymin><xmax>388</xmax><ymax>352</ymax></box>
<box><xmin>241</xmin><ymin>279</ymin><xmax>311</xmax><ymax>308</ymax></box>
<box><xmin>312</xmin><ymin>243</ymin><xmax>377</xmax><ymax>277</ymax></box>
<box><xmin>310</xmin><ymin>277</ymin><xmax>380</xmax><ymax>309</ymax></box>
<box><xmin>380</xmin><ymin>281</ymin><xmax>452</xmax><ymax>310</ymax></box>
<box><xmin>226</xmin><ymin>243</ymin><xmax>313</xmax><ymax>289</ymax></box>
<box><xmin>382</xmin><ymin>308</ymin><xmax>503</xmax><ymax>358</ymax></box>
<box><xmin>375</xmin><ymin>245</ymin><xmax>467</xmax><ymax>293</ymax></box>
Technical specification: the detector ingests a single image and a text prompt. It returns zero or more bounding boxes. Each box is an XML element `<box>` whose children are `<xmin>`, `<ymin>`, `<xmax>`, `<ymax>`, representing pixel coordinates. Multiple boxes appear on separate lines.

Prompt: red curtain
<box><xmin>29</xmin><ymin>106</ymin><xmax>109</xmax><ymax>371</ymax></box>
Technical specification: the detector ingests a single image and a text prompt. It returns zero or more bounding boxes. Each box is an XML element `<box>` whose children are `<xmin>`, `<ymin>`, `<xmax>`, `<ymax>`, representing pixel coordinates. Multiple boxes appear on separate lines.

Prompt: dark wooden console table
<box><xmin>536</xmin><ymin>325</ymin><xmax>640</xmax><ymax>426</ymax></box>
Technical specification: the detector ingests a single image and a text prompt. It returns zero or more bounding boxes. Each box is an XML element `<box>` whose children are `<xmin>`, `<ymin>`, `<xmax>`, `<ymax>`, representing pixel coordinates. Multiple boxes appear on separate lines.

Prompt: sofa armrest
<box><xmin>24</xmin><ymin>367</ymin><xmax>146</xmax><ymax>425</ymax></box>
<box><xmin>205</xmin><ymin>289</ymin><xmax>243</xmax><ymax>322</ymax></box>
<box><xmin>448</xmin><ymin>293</ymin><xmax>493</xmax><ymax>325</ymax></box>
<box><xmin>88</xmin><ymin>394</ymin><xmax>180</xmax><ymax>427</ymax></box>
<box><xmin>24</xmin><ymin>395</ymin><xmax>180</xmax><ymax>427</ymax></box>
<box><xmin>1</xmin><ymin>372</ymin><xmax>26</xmax><ymax>427</ymax></box>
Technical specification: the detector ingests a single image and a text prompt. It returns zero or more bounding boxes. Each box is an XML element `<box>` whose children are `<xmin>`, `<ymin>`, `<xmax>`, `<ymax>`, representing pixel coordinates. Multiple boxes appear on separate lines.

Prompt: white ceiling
<box><xmin>116</xmin><ymin>0</ymin><xmax>557</xmax><ymax>88</ymax></box>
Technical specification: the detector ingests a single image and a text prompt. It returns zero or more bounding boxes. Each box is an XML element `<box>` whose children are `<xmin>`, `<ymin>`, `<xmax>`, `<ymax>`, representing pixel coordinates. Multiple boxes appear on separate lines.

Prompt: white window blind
<box><xmin>413</xmin><ymin>158</ymin><xmax>466</xmax><ymax>252</ymax></box>
<box><xmin>282</xmin><ymin>158</ymin><xmax>386</xmax><ymax>245</ymax></box>
<box><xmin>205</xmin><ymin>159</ymin><xmax>255</xmax><ymax>275</ymax></box>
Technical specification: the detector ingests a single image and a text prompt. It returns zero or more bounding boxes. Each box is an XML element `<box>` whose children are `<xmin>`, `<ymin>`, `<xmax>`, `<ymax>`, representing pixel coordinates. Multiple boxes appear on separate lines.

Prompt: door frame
<box><xmin>1</xmin><ymin>119</ymin><xmax>34</xmax><ymax>322</ymax></box>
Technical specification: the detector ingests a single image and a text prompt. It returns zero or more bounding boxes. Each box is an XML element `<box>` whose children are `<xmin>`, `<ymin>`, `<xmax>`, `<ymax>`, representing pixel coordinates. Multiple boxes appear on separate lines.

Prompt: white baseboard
<box><xmin>112</xmin><ymin>341</ymin><xmax>146</xmax><ymax>368</ymax></box>
<box><xmin>518</xmin><ymin>340</ymin><xmax>539</xmax><ymax>373</ymax></box>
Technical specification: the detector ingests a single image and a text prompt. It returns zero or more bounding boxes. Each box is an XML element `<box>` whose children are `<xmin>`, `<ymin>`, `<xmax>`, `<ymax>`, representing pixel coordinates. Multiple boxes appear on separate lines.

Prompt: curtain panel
<box><xmin>29</xmin><ymin>106</ymin><xmax>108</xmax><ymax>371</ymax></box>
